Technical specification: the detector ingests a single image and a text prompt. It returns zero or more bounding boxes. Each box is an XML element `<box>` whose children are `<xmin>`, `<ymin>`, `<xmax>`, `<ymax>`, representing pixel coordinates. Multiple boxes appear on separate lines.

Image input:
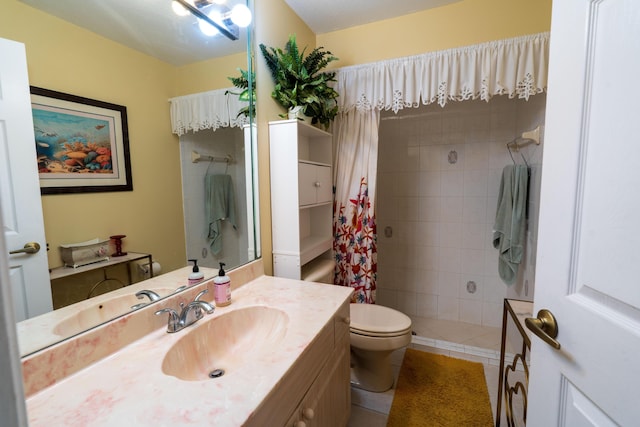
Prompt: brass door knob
<box><xmin>525</xmin><ymin>309</ymin><xmax>561</xmax><ymax>349</ymax></box>
<box><xmin>9</xmin><ymin>242</ymin><xmax>41</xmax><ymax>255</ymax></box>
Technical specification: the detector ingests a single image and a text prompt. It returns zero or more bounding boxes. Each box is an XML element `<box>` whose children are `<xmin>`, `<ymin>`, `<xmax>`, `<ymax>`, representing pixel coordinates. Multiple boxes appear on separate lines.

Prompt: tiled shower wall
<box><xmin>376</xmin><ymin>94</ymin><xmax>546</xmax><ymax>327</ymax></box>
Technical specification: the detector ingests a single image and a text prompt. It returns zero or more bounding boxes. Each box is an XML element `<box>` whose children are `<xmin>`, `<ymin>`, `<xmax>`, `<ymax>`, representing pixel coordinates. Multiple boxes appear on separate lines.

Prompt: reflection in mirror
<box><xmin>6</xmin><ymin>0</ymin><xmax>257</xmax><ymax>357</ymax></box>
<box><xmin>178</xmin><ymin>124</ymin><xmax>252</xmax><ymax>269</ymax></box>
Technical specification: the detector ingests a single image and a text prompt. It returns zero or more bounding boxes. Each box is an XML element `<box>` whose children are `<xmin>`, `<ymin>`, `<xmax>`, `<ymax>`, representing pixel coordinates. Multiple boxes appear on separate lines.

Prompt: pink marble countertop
<box><xmin>17</xmin><ymin>266</ymin><xmax>219</xmax><ymax>356</ymax></box>
<box><xmin>25</xmin><ymin>275</ymin><xmax>352</xmax><ymax>426</ymax></box>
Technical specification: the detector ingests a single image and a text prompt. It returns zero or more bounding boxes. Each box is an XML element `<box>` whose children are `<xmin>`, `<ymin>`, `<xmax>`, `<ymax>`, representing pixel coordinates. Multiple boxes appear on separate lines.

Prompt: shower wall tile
<box><xmin>463</xmin><ymin>197</ymin><xmax>487</xmax><ymax>223</ymax></box>
<box><xmin>461</xmin><ymin>249</ymin><xmax>485</xmax><ymax>275</ymax></box>
<box><xmin>397</xmin><ymin>197</ymin><xmax>420</xmax><ymax>221</ymax></box>
<box><xmin>419</xmin><ymin>146</ymin><xmax>441</xmax><ymax>171</ymax></box>
<box><xmin>484</xmin><ymin>276</ymin><xmax>506</xmax><ymax>303</ymax></box>
<box><xmin>482</xmin><ymin>302</ymin><xmax>503</xmax><ymax>327</ymax></box>
<box><xmin>439</xmin><ymin>247</ymin><xmax>461</xmax><ymax>273</ymax></box>
<box><xmin>440</xmin><ymin>198</ymin><xmax>464</xmax><ymax>224</ymax></box>
<box><xmin>440</xmin><ymin>222</ymin><xmax>463</xmax><ymax>248</ymax></box>
<box><xmin>463</xmin><ymin>170</ymin><xmax>489</xmax><ymax>197</ymax></box>
<box><xmin>418</xmin><ymin>269</ymin><xmax>440</xmax><ymax>294</ymax></box>
<box><xmin>464</xmin><ymin>142</ymin><xmax>490</xmax><ymax>169</ymax></box>
<box><xmin>459</xmin><ymin>299</ymin><xmax>483</xmax><ymax>324</ymax></box>
<box><xmin>397</xmin><ymin>290</ymin><xmax>418</xmax><ymax>316</ymax></box>
<box><xmin>415</xmin><ymin>222</ymin><xmax>440</xmax><ymax>247</ymax></box>
<box><xmin>419</xmin><ymin>197</ymin><xmax>441</xmax><ymax>222</ymax></box>
<box><xmin>394</xmin><ymin>172</ymin><xmax>421</xmax><ymax>196</ymax></box>
<box><xmin>416</xmin><ymin>245</ymin><xmax>440</xmax><ymax>272</ymax></box>
<box><xmin>377</xmin><ymin>95</ymin><xmax>546</xmax><ymax>327</ymax></box>
<box><xmin>438</xmin><ymin>272</ymin><xmax>460</xmax><ymax>298</ymax></box>
<box><xmin>459</xmin><ymin>276</ymin><xmax>484</xmax><ymax>301</ymax></box>
<box><xmin>419</xmin><ymin>171</ymin><xmax>441</xmax><ymax>197</ymax></box>
<box><xmin>377</xmin><ymin>288</ymin><xmax>397</xmax><ymax>309</ymax></box>
<box><xmin>416</xmin><ymin>293</ymin><xmax>439</xmax><ymax>318</ymax></box>
<box><xmin>437</xmin><ymin>297</ymin><xmax>459</xmax><ymax>320</ymax></box>
<box><xmin>461</xmin><ymin>223</ymin><xmax>485</xmax><ymax>250</ymax></box>
<box><xmin>440</xmin><ymin>170</ymin><xmax>464</xmax><ymax>196</ymax></box>
<box><xmin>441</xmin><ymin>144</ymin><xmax>465</xmax><ymax>168</ymax></box>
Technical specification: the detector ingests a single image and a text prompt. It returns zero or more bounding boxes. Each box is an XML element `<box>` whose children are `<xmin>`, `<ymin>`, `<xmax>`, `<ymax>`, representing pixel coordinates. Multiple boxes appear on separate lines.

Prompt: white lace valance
<box><xmin>169</xmin><ymin>87</ymin><xmax>249</xmax><ymax>136</ymax></box>
<box><xmin>335</xmin><ymin>32</ymin><xmax>549</xmax><ymax>113</ymax></box>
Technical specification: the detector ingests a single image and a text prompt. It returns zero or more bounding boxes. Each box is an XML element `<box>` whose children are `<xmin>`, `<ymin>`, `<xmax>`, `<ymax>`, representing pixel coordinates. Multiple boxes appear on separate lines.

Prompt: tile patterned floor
<box><xmin>348</xmin><ymin>316</ymin><xmax>508</xmax><ymax>427</ymax></box>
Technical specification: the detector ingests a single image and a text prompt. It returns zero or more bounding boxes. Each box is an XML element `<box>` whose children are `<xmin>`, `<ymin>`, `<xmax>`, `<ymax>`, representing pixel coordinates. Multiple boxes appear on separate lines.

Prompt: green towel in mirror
<box><xmin>206</xmin><ymin>174</ymin><xmax>237</xmax><ymax>255</ymax></box>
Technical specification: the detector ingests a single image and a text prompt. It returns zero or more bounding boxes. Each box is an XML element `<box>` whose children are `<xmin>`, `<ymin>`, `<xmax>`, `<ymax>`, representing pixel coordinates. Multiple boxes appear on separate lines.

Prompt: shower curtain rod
<box><xmin>191</xmin><ymin>151</ymin><xmax>233</xmax><ymax>164</ymax></box>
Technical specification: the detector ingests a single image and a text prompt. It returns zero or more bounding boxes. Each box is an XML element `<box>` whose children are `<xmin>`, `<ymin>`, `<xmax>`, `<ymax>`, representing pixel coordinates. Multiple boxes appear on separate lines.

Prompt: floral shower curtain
<box><xmin>333</xmin><ymin>109</ymin><xmax>380</xmax><ymax>303</ymax></box>
<box><xmin>331</xmin><ymin>32</ymin><xmax>549</xmax><ymax>304</ymax></box>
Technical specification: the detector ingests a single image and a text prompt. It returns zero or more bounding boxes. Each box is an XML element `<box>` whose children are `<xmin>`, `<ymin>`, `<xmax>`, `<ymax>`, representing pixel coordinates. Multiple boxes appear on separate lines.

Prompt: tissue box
<box><xmin>60</xmin><ymin>238</ymin><xmax>110</xmax><ymax>268</ymax></box>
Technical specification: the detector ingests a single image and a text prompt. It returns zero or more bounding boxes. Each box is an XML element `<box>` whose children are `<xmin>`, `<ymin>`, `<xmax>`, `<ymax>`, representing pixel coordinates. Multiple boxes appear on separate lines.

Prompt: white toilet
<box><xmin>349</xmin><ymin>303</ymin><xmax>412</xmax><ymax>392</ymax></box>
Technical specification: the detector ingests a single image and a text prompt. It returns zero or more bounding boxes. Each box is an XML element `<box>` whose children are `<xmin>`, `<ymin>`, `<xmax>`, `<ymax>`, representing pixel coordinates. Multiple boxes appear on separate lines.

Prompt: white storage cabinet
<box><xmin>269</xmin><ymin>120</ymin><xmax>333</xmax><ymax>280</ymax></box>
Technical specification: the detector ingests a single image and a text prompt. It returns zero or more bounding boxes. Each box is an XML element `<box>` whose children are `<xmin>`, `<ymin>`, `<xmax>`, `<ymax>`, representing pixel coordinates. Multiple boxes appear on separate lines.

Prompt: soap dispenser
<box><xmin>213</xmin><ymin>262</ymin><xmax>231</xmax><ymax>307</ymax></box>
<box><xmin>188</xmin><ymin>259</ymin><xmax>204</xmax><ymax>285</ymax></box>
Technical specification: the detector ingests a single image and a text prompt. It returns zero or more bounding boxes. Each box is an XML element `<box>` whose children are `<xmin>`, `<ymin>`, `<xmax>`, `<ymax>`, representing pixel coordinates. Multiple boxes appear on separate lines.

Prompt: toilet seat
<box><xmin>350</xmin><ymin>303</ymin><xmax>412</xmax><ymax>337</ymax></box>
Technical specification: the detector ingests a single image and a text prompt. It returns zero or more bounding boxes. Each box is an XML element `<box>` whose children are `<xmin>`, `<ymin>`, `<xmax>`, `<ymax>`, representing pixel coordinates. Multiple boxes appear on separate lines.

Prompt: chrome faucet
<box><xmin>136</xmin><ymin>289</ymin><xmax>161</xmax><ymax>302</ymax></box>
<box><xmin>131</xmin><ymin>289</ymin><xmax>162</xmax><ymax>310</ymax></box>
<box><xmin>155</xmin><ymin>289</ymin><xmax>215</xmax><ymax>333</ymax></box>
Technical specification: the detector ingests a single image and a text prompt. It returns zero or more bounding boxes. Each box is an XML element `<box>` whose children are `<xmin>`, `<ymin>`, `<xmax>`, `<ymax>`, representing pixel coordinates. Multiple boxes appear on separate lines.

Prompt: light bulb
<box><xmin>171</xmin><ymin>0</ymin><xmax>194</xmax><ymax>17</ymax></box>
<box><xmin>198</xmin><ymin>9</ymin><xmax>222</xmax><ymax>37</ymax></box>
<box><xmin>230</xmin><ymin>4</ymin><xmax>252</xmax><ymax>27</ymax></box>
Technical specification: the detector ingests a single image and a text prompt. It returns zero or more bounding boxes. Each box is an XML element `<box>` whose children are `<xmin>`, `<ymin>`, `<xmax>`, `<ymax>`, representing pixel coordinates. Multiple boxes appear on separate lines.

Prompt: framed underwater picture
<box><xmin>30</xmin><ymin>87</ymin><xmax>133</xmax><ymax>194</ymax></box>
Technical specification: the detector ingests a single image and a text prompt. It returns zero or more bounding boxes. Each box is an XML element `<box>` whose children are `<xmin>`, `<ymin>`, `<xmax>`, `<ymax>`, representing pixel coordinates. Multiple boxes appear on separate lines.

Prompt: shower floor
<box><xmin>409</xmin><ymin>315</ymin><xmax>503</xmax><ymax>360</ymax></box>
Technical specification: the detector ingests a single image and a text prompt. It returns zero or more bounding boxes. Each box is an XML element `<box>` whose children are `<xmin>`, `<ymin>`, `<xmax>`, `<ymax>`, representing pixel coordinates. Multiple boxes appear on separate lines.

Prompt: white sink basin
<box><xmin>53</xmin><ymin>288</ymin><xmax>175</xmax><ymax>336</ymax></box>
<box><xmin>161</xmin><ymin>306</ymin><xmax>289</xmax><ymax>381</ymax></box>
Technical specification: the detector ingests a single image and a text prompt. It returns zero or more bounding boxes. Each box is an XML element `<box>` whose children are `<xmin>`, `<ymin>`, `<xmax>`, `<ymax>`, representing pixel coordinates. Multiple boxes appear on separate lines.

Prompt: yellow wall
<box><xmin>174</xmin><ymin>52</ymin><xmax>247</xmax><ymax>95</ymax></box>
<box><xmin>317</xmin><ymin>0</ymin><xmax>553</xmax><ymax>67</ymax></box>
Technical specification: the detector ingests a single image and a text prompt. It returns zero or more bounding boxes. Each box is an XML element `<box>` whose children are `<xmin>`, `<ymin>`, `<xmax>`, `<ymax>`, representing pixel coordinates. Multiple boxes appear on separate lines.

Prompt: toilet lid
<box><xmin>350</xmin><ymin>303</ymin><xmax>412</xmax><ymax>336</ymax></box>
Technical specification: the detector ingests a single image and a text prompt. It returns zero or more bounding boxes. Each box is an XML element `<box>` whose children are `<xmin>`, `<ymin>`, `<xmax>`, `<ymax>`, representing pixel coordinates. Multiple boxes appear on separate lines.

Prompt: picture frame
<box><xmin>30</xmin><ymin>87</ymin><xmax>133</xmax><ymax>194</ymax></box>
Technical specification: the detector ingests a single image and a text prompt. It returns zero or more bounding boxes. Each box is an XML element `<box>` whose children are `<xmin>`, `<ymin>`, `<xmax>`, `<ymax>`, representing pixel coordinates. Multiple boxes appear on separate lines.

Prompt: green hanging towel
<box><xmin>492</xmin><ymin>164</ymin><xmax>528</xmax><ymax>285</ymax></box>
<box><xmin>205</xmin><ymin>174</ymin><xmax>237</xmax><ymax>255</ymax></box>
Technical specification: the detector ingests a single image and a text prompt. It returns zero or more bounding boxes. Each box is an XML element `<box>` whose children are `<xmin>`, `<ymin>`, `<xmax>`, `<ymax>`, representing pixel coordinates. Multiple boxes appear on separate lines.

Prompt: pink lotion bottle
<box><xmin>214</xmin><ymin>262</ymin><xmax>231</xmax><ymax>307</ymax></box>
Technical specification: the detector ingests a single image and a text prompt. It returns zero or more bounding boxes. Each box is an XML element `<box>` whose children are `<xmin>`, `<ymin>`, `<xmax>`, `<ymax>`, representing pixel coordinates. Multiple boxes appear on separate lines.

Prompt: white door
<box><xmin>527</xmin><ymin>0</ymin><xmax>640</xmax><ymax>425</ymax></box>
<box><xmin>0</xmin><ymin>38</ymin><xmax>52</xmax><ymax>321</ymax></box>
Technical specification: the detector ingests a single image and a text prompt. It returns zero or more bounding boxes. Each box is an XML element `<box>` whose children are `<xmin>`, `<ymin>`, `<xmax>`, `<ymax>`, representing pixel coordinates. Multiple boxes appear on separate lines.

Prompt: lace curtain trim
<box><xmin>169</xmin><ymin>87</ymin><xmax>249</xmax><ymax>136</ymax></box>
<box><xmin>335</xmin><ymin>32</ymin><xmax>549</xmax><ymax>114</ymax></box>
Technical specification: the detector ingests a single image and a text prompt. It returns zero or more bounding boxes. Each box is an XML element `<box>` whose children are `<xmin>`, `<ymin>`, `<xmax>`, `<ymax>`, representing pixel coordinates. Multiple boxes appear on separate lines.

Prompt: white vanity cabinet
<box><xmin>248</xmin><ymin>299</ymin><xmax>351</xmax><ymax>427</ymax></box>
<box><xmin>269</xmin><ymin>120</ymin><xmax>333</xmax><ymax>280</ymax></box>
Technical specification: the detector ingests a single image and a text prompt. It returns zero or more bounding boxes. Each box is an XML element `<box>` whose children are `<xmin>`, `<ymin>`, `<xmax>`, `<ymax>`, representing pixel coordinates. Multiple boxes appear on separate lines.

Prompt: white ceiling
<box><xmin>19</xmin><ymin>0</ymin><xmax>461</xmax><ymax>66</ymax></box>
<box><xmin>19</xmin><ymin>0</ymin><xmax>249</xmax><ymax>66</ymax></box>
<box><xmin>285</xmin><ymin>0</ymin><xmax>462</xmax><ymax>34</ymax></box>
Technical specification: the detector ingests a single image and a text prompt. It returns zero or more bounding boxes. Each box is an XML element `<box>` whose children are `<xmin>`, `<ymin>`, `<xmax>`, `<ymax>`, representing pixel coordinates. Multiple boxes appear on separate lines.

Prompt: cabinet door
<box><xmin>291</xmin><ymin>338</ymin><xmax>350</xmax><ymax>427</ymax></box>
<box><xmin>315</xmin><ymin>165</ymin><xmax>332</xmax><ymax>204</ymax></box>
<box><xmin>298</xmin><ymin>162</ymin><xmax>318</xmax><ymax>206</ymax></box>
<box><xmin>299</xmin><ymin>163</ymin><xmax>332</xmax><ymax>207</ymax></box>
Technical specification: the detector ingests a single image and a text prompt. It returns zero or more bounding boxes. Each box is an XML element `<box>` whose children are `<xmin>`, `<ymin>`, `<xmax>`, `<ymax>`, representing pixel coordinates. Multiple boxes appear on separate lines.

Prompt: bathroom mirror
<box><xmin>6</xmin><ymin>0</ymin><xmax>258</xmax><ymax>357</ymax></box>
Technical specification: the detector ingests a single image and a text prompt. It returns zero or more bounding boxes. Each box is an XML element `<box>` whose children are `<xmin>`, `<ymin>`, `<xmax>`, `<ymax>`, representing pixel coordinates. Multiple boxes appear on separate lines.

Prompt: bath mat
<box><xmin>387</xmin><ymin>348</ymin><xmax>493</xmax><ymax>427</ymax></box>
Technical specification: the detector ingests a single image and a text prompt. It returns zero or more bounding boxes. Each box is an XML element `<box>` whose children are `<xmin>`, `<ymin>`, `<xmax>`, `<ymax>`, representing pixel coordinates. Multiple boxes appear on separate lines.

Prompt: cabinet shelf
<box><xmin>299</xmin><ymin>201</ymin><xmax>332</xmax><ymax>210</ymax></box>
<box><xmin>299</xmin><ymin>159</ymin><xmax>331</xmax><ymax>168</ymax></box>
<box><xmin>300</xmin><ymin>236</ymin><xmax>332</xmax><ymax>266</ymax></box>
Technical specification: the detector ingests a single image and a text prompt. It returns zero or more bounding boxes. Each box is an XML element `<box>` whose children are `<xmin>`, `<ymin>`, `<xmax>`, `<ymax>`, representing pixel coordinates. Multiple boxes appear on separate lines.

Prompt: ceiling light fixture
<box><xmin>172</xmin><ymin>0</ymin><xmax>251</xmax><ymax>41</ymax></box>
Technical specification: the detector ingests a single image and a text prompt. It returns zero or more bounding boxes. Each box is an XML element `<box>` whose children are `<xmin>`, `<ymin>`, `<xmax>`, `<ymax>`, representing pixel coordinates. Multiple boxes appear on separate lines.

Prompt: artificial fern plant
<box><xmin>259</xmin><ymin>35</ymin><xmax>339</xmax><ymax>127</ymax></box>
<box><xmin>226</xmin><ymin>68</ymin><xmax>256</xmax><ymax>120</ymax></box>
